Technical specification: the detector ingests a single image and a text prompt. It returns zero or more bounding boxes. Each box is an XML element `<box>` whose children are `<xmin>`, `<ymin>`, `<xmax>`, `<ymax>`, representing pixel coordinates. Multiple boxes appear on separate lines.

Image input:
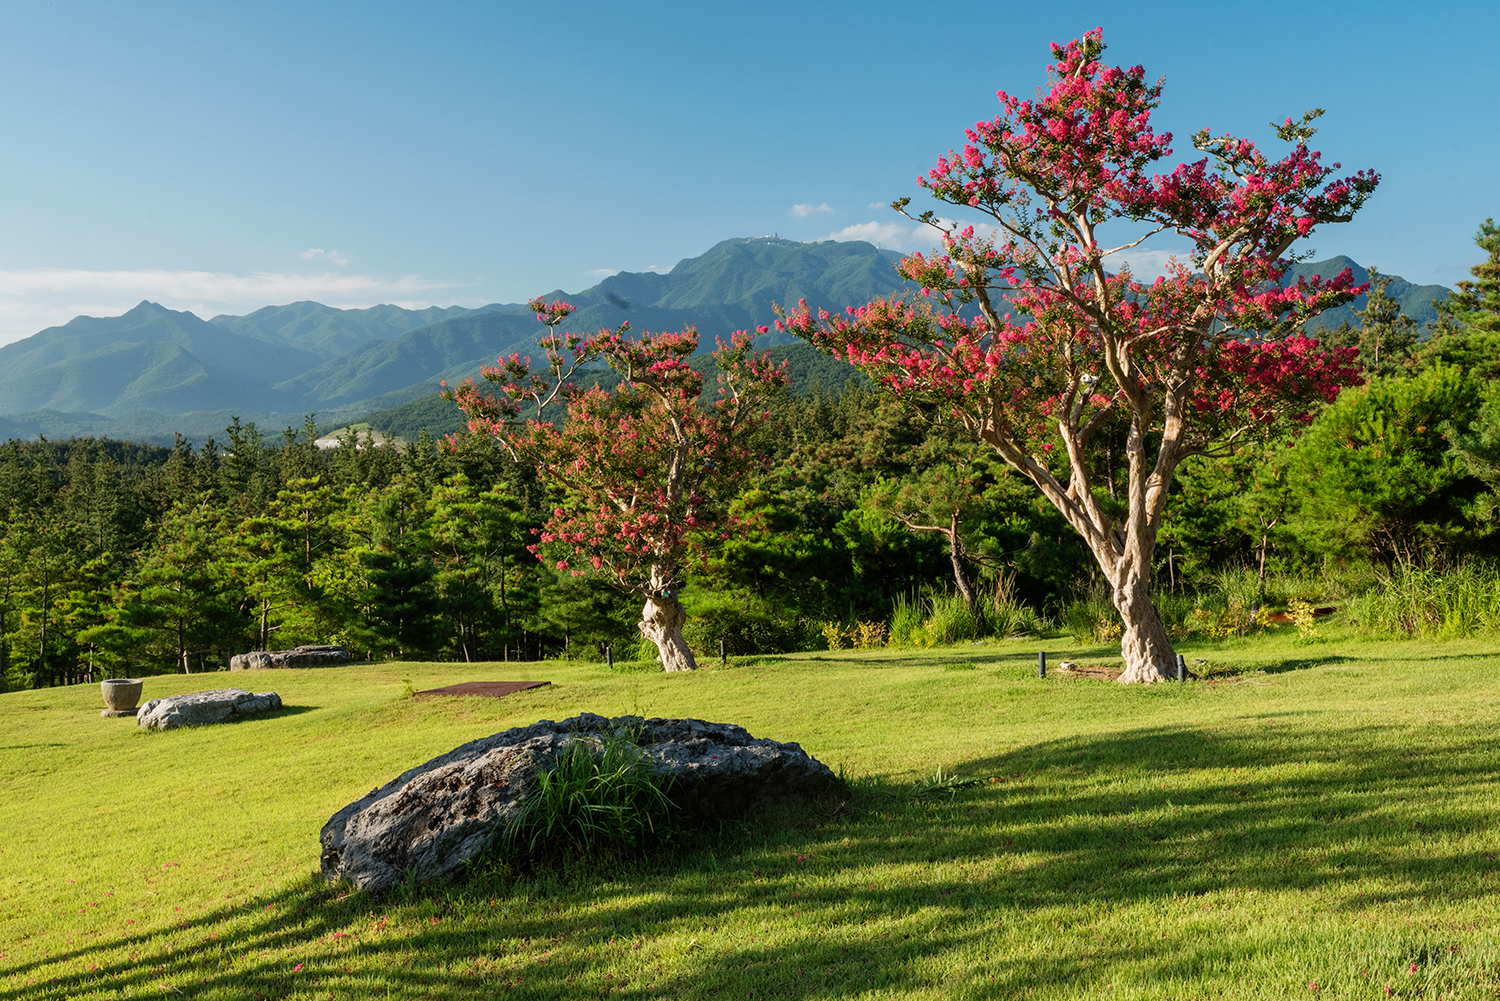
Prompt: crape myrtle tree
<box><xmin>780</xmin><ymin>29</ymin><xmax>1378</xmax><ymax>682</ymax></box>
<box><xmin>447</xmin><ymin>299</ymin><xmax>787</xmax><ymax>672</ymax></box>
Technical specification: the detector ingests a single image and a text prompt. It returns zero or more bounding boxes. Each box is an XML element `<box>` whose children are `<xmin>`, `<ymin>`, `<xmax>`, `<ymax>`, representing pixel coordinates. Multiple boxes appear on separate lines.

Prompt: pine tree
<box><xmin>1422</xmin><ymin>219</ymin><xmax>1500</xmax><ymax>377</ymax></box>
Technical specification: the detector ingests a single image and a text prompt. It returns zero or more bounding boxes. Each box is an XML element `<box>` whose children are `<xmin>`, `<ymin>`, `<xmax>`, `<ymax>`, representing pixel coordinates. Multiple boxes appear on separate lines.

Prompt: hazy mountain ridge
<box><xmin>0</xmin><ymin>239</ymin><xmax>1453</xmax><ymax>445</ymax></box>
<box><xmin>1288</xmin><ymin>256</ymin><xmax>1451</xmax><ymax>331</ymax></box>
<box><xmin>210</xmin><ymin>301</ymin><xmax>519</xmax><ymax>360</ymax></box>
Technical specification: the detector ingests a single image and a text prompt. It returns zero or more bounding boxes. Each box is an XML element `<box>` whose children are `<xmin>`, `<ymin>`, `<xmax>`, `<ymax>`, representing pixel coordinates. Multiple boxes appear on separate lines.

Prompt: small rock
<box><xmin>320</xmin><ymin>713</ymin><xmax>839</xmax><ymax>894</ymax></box>
<box><xmin>137</xmin><ymin>689</ymin><xmax>282</xmax><ymax>731</ymax></box>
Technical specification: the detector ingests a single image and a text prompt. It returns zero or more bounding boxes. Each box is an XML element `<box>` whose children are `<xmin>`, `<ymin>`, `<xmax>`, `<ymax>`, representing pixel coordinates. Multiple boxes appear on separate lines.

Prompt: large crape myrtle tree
<box><xmin>448</xmin><ymin>300</ymin><xmax>787</xmax><ymax>672</ymax></box>
<box><xmin>780</xmin><ymin>29</ymin><xmax>1379</xmax><ymax>682</ymax></box>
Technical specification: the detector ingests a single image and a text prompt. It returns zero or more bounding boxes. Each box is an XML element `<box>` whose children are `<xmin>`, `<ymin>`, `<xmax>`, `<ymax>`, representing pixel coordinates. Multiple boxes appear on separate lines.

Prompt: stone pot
<box><xmin>101</xmin><ymin>678</ymin><xmax>144</xmax><ymax>712</ymax></box>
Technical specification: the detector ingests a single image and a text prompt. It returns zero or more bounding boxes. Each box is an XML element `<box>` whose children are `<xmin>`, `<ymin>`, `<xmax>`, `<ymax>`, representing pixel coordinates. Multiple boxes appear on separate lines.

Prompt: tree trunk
<box><xmin>639</xmin><ymin>591</ymin><xmax>696</xmax><ymax>672</ymax></box>
<box><xmin>947</xmin><ymin>511</ymin><xmax>977</xmax><ymax>610</ymax></box>
<box><xmin>1110</xmin><ymin>560</ymin><xmax>1174</xmax><ymax>683</ymax></box>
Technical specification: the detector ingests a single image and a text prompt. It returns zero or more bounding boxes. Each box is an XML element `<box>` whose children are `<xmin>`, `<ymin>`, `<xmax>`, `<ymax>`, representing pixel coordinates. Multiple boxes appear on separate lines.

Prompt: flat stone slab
<box><xmin>100</xmin><ymin>708</ymin><xmax>138</xmax><ymax>718</ymax></box>
<box><xmin>414</xmin><ymin>681</ymin><xmax>551</xmax><ymax>699</ymax></box>
<box><xmin>137</xmin><ymin>689</ymin><xmax>282</xmax><ymax>731</ymax></box>
<box><xmin>320</xmin><ymin>713</ymin><xmax>838</xmax><ymax>894</ymax></box>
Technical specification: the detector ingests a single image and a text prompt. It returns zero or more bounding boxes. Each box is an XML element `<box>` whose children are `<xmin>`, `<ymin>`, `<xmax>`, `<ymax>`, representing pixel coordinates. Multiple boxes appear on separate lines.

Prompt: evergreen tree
<box><xmin>429</xmin><ymin>472</ymin><xmax>529</xmax><ymax>661</ymax></box>
<box><xmin>1345</xmin><ymin>266</ymin><xmax>1419</xmax><ymax>376</ymax></box>
<box><xmin>348</xmin><ymin>479</ymin><xmax>440</xmax><ymax>659</ymax></box>
<box><xmin>1422</xmin><ymin>218</ymin><xmax>1500</xmax><ymax>378</ymax></box>
<box><xmin>111</xmin><ymin>502</ymin><xmax>241</xmax><ymax>674</ymax></box>
<box><xmin>1287</xmin><ymin>365</ymin><xmax>1490</xmax><ymax>568</ymax></box>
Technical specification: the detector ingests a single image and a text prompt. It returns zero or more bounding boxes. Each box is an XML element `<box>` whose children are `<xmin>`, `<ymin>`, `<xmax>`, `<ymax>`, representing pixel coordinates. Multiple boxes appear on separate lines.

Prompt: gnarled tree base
<box><xmin>1112</xmin><ymin>570</ymin><xmax>1177</xmax><ymax>684</ymax></box>
<box><xmin>640</xmin><ymin>593</ymin><xmax>696</xmax><ymax>672</ymax></box>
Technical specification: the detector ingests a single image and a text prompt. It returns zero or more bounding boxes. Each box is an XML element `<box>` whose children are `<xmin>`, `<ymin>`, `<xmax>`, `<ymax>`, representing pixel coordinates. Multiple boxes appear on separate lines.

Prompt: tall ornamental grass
<box><xmin>1346</xmin><ymin>561</ymin><xmax>1500</xmax><ymax>638</ymax></box>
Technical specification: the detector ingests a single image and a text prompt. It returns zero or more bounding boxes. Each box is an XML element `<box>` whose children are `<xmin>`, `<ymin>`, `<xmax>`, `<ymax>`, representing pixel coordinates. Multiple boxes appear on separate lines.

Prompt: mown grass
<box><xmin>4</xmin><ymin>624</ymin><xmax>1500</xmax><ymax>998</ymax></box>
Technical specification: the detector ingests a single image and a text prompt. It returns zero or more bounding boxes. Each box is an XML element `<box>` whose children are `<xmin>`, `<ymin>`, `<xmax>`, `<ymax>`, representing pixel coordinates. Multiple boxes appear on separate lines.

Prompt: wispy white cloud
<box><xmin>823</xmin><ymin>220</ymin><xmax>946</xmax><ymax>252</ymax></box>
<box><xmin>298</xmin><ymin>248</ymin><xmax>350</xmax><ymax>265</ymax></box>
<box><xmin>0</xmin><ymin>267</ymin><xmax>454</xmax><ymax>347</ymax></box>
<box><xmin>1109</xmin><ymin>247</ymin><xmax>1190</xmax><ymax>282</ymax></box>
<box><xmin>791</xmin><ymin>203</ymin><xmax>834</xmax><ymax>218</ymax></box>
<box><xmin>584</xmin><ymin>268</ymin><xmax>620</xmax><ymax>279</ymax></box>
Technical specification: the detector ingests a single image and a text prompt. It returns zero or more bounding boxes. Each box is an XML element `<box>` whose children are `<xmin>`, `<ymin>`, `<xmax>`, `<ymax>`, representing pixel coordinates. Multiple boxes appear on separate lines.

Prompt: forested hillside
<box><xmin>0</xmin><ymin>238</ymin><xmax>917</xmax><ymax>443</ymax></box>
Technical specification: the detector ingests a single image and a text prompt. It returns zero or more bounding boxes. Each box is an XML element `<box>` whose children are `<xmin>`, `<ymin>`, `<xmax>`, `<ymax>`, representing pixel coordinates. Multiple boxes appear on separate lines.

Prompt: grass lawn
<box><xmin>3</xmin><ymin>626</ymin><xmax>1500</xmax><ymax>998</ymax></box>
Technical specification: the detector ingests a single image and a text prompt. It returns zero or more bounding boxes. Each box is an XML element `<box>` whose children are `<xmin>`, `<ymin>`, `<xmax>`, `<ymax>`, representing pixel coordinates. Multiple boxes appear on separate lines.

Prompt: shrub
<box><xmin>683</xmin><ymin>594</ymin><xmax>809</xmax><ymax>655</ymax></box>
<box><xmin>850</xmin><ymin>620</ymin><xmax>887</xmax><ymax>648</ymax></box>
<box><xmin>820</xmin><ymin>621</ymin><xmax>848</xmax><ymax>650</ymax></box>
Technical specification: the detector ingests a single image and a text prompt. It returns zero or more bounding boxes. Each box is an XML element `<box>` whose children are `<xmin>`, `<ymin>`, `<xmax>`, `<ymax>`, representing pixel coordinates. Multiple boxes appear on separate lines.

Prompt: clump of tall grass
<box><xmin>887</xmin><ymin>590</ymin><xmax>995</xmax><ymax>648</ymax></box>
<box><xmin>1345</xmin><ymin>562</ymin><xmax>1500</xmax><ymax>638</ymax></box>
<box><xmin>505</xmin><ymin>729</ymin><xmax>676</xmax><ymax>864</ymax></box>
<box><xmin>888</xmin><ymin>592</ymin><xmax>931</xmax><ymax>648</ymax></box>
<box><xmin>884</xmin><ymin>577</ymin><xmax>1049</xmax><ymax>649</ymax></box>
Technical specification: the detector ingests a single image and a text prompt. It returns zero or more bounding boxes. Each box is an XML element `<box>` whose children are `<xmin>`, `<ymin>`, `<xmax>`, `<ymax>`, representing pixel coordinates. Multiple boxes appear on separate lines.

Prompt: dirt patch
<box><xmin>1051</xmin><ymin>663</ymin><xmax>1124</xmax><ymax>682</ymax></box>
<box><xmin>414</xmin><ymin>681</ymin><xmax>551</xmax><ymax>699</ymax></box>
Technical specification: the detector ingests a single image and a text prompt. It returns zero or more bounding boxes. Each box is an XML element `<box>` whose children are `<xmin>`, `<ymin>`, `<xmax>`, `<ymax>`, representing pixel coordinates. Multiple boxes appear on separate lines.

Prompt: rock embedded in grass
<box><xmin>319</xmin><ymin>713</ymin><xmax>839</xmax><ymax>894</ymax></box>
<box><xmin>228</xmin><ymin>644</ymin><xmax>351</xmax><ymax>670</ymax></box>
<box><xmin>136</xmin><ymin>689</ymin><xmax>283</xmax><ymax>731</ymax></box>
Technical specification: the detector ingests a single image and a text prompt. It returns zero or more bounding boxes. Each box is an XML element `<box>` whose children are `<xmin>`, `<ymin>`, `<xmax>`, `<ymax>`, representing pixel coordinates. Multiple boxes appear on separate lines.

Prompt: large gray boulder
<box><xmin>320</xmin><ymin>713</ymin><xmax>838</xmax><ymax>894</ymax></box>
<box><xmin>229</xmin><ymin>644</ymin><xmax>350</xmax><ymax>670</ymax></box>
<box><xmin>137</xmin><ymin>689</ymin><xmax>282</xmax><ymax>731</ymax></box>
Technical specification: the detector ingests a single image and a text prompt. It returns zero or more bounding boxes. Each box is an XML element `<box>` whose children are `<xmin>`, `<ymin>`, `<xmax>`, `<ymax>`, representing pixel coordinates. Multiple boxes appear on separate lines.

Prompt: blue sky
<box><xmin>0</xmin><ymin>0</ymin><xmax>1494</xmax><ymax>346</ymax></box>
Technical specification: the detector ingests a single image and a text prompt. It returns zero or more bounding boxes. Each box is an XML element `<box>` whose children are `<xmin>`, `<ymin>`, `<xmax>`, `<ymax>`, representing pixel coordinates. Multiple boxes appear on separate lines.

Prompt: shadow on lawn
<box><xmin>7</xmin><ymin>721</ymin><xmax>1500</xmax><ymax>999</ymax></box>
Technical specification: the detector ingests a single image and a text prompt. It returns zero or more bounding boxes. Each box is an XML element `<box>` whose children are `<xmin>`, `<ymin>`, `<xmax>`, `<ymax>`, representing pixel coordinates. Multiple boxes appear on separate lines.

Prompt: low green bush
<box><xmin>683</xmin><ymin>592</ymin><xmax>813</xmax><ymax>655</ymax></box>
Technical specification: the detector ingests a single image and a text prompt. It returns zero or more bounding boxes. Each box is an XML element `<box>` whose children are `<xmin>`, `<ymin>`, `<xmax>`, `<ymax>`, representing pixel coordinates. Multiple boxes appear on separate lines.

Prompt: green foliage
<box><xmin>1062</xmin><ymin>593</ymin><xmax>1122</xmax><ymax>644</ymax></box>
<box><xmin>683</xmin><ymin>590</ymin><xmax>812</xmax><ymax>656</ymax></box>
<box><xmin>1288</xmin><ymin>364</ymin><xmax>1489</xmax><ymax>566</ymax></box>
<box><xmin>888</xmin><ymin>590</ymin><xmax>985</xmax><ymax>648</ymax></box>
<box><xmin>1320</xmin><ymin>266</ymin><xmax>1420</xmax><ymax>377</ymax></box>
<box><xmin>534</xmin><ymin>573</ymin><xmax>640</xmax><ymax>661</ymax></box>
<box><xmin>506</xmin><ymin>729</ymin><xmax>676</xmax><ymax>863</ymax></box>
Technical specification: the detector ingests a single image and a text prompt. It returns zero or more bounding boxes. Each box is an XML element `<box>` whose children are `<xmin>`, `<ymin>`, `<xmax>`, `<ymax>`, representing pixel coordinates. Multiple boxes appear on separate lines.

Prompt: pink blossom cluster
<box><xmin>449</xmin><ymin>309</ymin><xmax>785</xmax><ymax>595</ymax></box>
<box><xmin>781</xmin><ymin>29</ymin><xmax>1375</xmax><ymax>468</ymax></box>
<box><xmin>527</xmin><ymin>297</ymin><xmax>576</xmax><ymax>328</ymax></box>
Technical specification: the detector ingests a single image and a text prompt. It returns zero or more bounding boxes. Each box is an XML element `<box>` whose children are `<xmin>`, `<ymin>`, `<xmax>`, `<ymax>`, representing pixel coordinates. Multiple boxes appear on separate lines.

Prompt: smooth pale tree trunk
<box><xmin>639</xmin><ymin>568</ymin><xmax>696</xmax><ymax>672</ymax></box>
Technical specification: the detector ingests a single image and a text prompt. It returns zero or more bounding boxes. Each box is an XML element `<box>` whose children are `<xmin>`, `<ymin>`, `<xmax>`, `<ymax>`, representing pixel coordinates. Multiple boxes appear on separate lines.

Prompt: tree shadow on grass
<box><xmin>262</xmin><ymin>704</ymin><xmax>318</xmax><ymax>718</ymax></box>
<box><xmin>8</xmin><ymin>721</ymin><xmax>1500</xmax><ymax>999</ymax></box>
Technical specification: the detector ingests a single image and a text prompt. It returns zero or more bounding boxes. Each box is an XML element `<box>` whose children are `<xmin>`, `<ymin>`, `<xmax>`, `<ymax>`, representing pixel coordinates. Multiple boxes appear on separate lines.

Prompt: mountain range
<box><xmin>0</xmin><ymin>238</ymin><xmax>1453</xmax><ymax>445</ymax></box>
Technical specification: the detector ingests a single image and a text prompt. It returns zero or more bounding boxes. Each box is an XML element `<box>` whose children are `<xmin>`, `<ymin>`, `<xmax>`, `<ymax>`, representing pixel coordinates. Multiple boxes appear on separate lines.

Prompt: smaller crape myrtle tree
<box><xmin>780</xmin><ymin>29</ymin><xmax>1378</xmax><ymax>682</ymax></box>
<box><xmin>446</xmin><ymin>299</ymin><xmax>787</xmax><ymax>671</ymax></box>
